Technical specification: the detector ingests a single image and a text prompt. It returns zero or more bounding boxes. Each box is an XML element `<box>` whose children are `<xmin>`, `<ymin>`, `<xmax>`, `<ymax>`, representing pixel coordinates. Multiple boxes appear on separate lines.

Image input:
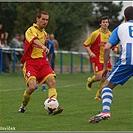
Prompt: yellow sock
<box><xmin>95</xmin><ymin>81</ymin><xmax>104</xmax><ymax>98</ymax></box>
<box><xmin>21</xmin><ymin>90</ymin><xmax>31</xmax><ymax>107</ymax></box>
<box><xmin>91</xmin><ymin>75</ymin><xmax>96</xmax><ymax>83</ymax></box>
<box><xmin>48</xmin><ymin>88</ymin><xmax>57</xmax><ymax>98</ymax></box>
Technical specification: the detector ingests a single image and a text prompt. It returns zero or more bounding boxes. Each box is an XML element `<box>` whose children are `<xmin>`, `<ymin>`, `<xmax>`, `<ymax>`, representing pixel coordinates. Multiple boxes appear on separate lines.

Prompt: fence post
<box><xmin>70</xmin><ymin>53</ymin><xmax>73</xmax><ymax>73</ymax></box>
<box><xmin>0</xmin><ymin>49</ymin><xmax>2</xmax><ymax>74</ymax></box>
<box><xmin>13</xmin><ymin>50</ymin><xmax>16</xmax><ymax>72</ymax></box>
<box><xmin>60</xmin><ymin>52</ymin><xmax>63</xmax><ymax>74</ymax></box>
<box><xmin>90</xmin><ymin>62</ymin><xmax>93</xmax><ymax>73</ymax></box>
<box><xmin>80</xmin><ymin>53</ymin><xmax>83</xmax><ymax>72</ymax></box>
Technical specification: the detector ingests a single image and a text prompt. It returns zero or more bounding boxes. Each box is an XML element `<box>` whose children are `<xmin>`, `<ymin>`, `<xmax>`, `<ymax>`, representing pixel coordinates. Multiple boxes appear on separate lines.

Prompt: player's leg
<box><xmin>89</xmin><ymin>81</ymin><xmax>116</xmax><ymax>123</ymax></box>
<box><xmin>42</xmin><ymin>82</ymin><xmax>47</xmax><ymax>91</ymax></box>
<box><xmin>46</xmin><ymin>76</ymin><xmax>63</xmax><ymax>115</ymax></box>
<box><xmin>18</xmin><ymin>60</ymin><xmax>39</xmax><ymax>113</ymax></box>
<box><xmin>86</xmin><ymin>63</ymin><xmax>100</xmax><ymax>91</ymax></box>
<box><xmin>94</xmin><ymin>62</ymin><xmax>111</xmax><ymax>100</ymax></box>
<box><xmin>18</xmin><ymin>78</ymin><xmax>37</xmax><ymax>113</ymax></box>
<box><xmin>39</xmin><ymin>59</ymin><xmax>63</xmax><ymax>115</ymax></box>
<box><xmin>94</xmin><ymin>71</ymin><xmax>107</xmax><ymax>100</ymax></box>
<box><xmin>94</xmin><ymin>80</ymin><xmax>103</xmax><ymax>100</ymax></box>
<box><xmin>46</xmin><ymin>76</ymin><xmax>57</xmax><ymax>98</ymax></box>
<box><xmin>89</xmin><ymin>64</ymin><xmax>133</xmax><ymax>123</ymax></box>
<box><xmin>86</xmin><ymin>75</ymin><xmax>97</xmax><ymax>91</ymax></box>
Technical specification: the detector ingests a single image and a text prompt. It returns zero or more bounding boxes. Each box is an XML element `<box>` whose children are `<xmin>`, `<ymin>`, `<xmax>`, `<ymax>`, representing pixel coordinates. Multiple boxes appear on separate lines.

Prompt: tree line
<box><xmin>0</xmin><ymin>2</ymin><xmax>123</xmax><ymax>50</ymax></box>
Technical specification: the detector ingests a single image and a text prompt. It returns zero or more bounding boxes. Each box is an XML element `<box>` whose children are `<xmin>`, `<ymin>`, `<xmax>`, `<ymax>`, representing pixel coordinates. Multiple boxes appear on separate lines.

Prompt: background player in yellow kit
<box><xmin>83</xmin><ymin>16</ymin><xmax>118</xmax><ymax>100</ymax></box>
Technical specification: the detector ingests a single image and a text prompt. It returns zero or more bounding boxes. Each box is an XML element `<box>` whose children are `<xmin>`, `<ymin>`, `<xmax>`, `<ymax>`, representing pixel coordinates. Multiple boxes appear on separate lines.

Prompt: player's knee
<box><xmin>31</xmin><ymin>84</ymin><xmax>37</xmax><ymax>90</ymax></box>
<box><xmin>46</xmin><ymin>76</ymin><xmax>56</xmax><ymax>88</ymax></box>
<box><xmin>95</xmin><ymin>73</ymin><xmax>103</xmax><ymax>81</ymax></box>
<box><xmin>49</xmin><ymin>79</ymin><xmax>56</xmax><ymax>87</ymax></box>
<box><xmin>28</xmin><ymin>79</ymin><xmax>37</xmax><ymax>91</ymax></box>
<box><xmin>95</xmin><ymin>76</ymin><xmax>102</xmax><ymax>81</ymax></box>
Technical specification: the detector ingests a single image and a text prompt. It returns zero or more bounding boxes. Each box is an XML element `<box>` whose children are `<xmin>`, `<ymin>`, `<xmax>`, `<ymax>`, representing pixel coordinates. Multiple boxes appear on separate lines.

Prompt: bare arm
<box><xmin>33</xmin><ymin>39</ymin><xmax>49</xmax><ymax>54</ymax></box>
<box><xmin>53</xmin><ymin>40</ymin><xmax>59</xmax><ymax>50</ymax></box>
<box><xmin>48</xmin><ymin>53</ymin><xmax>53</xmax><ymax>63</ymax></box>
<box><xmin>85</xmin><ymin>46</ymin><xmax>96</xmax><ymax>58</ymax></box>
<box><xmin>112</xmin><ymin>44</ymin><xmax>119</xmax><ymax>54</ymax></box>
<box><xmin>102</xmin><ymin>42</ymin><xmax>112</xmax><ymax>78</ymax></box>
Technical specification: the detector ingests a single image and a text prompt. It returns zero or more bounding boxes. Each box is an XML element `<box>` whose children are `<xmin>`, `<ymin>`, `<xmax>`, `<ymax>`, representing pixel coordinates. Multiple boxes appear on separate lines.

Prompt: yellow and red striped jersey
<box><xmin>83</xmin><ymin>28</ymin><xmax>111</xmax><ymax>63</ymax></box>
<box><xmin>21</xmin><ymin>23</ymin><xmax>47</xmax><ymax>64</ymax></box>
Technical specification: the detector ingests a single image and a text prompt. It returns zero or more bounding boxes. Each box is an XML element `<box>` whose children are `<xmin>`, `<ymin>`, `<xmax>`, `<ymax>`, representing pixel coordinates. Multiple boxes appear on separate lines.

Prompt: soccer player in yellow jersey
<box><xmin>83</xmin><ymin>16</ymin><xmax>118</xmax><ymax>100</ymax></box>
<box><xmin>18</xmin><ymin>11</ymin><xmax>63</xmax><ymax>114</ymax></box>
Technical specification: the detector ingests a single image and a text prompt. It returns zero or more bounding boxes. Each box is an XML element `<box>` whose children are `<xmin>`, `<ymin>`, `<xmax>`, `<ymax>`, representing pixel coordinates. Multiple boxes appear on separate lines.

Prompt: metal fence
<box><xmin>0</xmin><ymin>48</ymin><xmax>119</xmax><ymax>74</ymax></box>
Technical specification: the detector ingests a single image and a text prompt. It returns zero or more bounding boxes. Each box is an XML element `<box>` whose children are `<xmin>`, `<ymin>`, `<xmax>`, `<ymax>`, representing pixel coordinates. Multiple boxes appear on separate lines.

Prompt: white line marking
<box><xmin>58</xmin><ymin>83</ymin><xmax>83</xmax><ymax>88</ymax></box>
<box><xmin>0</xmin><ymin>88</ymin><xmax>25</xmax><ymax>92</ymax></box>
<box><xmin>0</xmin><ymin>83</ymin><xmax>84</xmax><ymax>92</ymax></box>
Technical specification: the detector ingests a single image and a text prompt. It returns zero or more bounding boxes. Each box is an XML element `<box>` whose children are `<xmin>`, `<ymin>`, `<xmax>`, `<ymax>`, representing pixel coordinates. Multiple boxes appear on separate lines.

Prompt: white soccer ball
<box><xmin>44</xmin><ymin>98</ymin><xmax>59</xmax><ymax>114</ymax></box>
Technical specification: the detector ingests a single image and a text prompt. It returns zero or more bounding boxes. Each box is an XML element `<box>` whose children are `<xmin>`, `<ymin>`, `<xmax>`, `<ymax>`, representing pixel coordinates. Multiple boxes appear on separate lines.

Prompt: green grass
<box><xmin>0</xmin><ymin>72</ymin><xmax>133</xmax><ymax>131</ymax></box>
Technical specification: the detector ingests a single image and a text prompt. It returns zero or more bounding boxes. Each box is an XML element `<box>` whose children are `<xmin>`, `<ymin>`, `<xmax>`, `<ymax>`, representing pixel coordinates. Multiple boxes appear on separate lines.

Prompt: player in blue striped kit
<box><xmin>89</xmin><ymin>6</ymin><xmax>133</xmax><ymax>123</ymax></box>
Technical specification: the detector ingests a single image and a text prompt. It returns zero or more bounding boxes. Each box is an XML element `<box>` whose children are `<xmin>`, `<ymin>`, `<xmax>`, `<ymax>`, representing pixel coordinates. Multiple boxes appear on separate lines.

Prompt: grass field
<box><xmin>0</xmin><ymin>72</ymin><xmax>133</xmax><ymax>132</ymax></box>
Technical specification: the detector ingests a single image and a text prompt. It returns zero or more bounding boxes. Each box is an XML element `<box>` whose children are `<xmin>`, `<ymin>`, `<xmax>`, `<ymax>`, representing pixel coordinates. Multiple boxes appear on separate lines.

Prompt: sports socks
<box><xmin>90</xmin><ymin>75</ymin><xmax>96</xmax><ymax>83</ymax></box>
<box><xmin>21</xmin><ymin>90</ymin><xmax>31</xmax><ymax>107</ymax></box>
<box><xmin>101</xmin><ymin>86</ymin><xmax>113</xmax><ymax>112</ymax></box>
<box><xmin>21</xmin><ymin>88</ymin><xmax>57</xmax><ymax>107</ymax></box>
<box><xmin>95</xmin><ymin>81</ymin><xmax>104</xmax><ymax>98</ymax></box>
<box><xmin>48</xmin><ymin>88</ymin><xmax>57</xmax><ymax>98</ymax></box>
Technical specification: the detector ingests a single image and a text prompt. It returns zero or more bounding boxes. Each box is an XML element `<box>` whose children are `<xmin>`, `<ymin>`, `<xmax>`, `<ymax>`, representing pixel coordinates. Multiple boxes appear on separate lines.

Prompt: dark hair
<box><xmin>124</xmin><ymin>6</ymin><xmax>133</xmax><ymax>21</ymax></box>
<box><xmin>36</xmin><ymin>11</ymin><xmax>49</xmax><ymax>18</ymax></box>
<box><xmin>99</xmin><ymin>16</ymin><xmax>109</xmax><ymax>24</ymax></box>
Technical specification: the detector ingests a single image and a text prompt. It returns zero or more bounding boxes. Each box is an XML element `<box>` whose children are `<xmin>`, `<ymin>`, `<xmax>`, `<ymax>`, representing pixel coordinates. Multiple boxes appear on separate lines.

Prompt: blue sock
<box><xmin>42</xmin><ymin>83</ymin><xmax>46</xmax><ymax>90</ymax></box>
<box><xmin>102</xmin><ymin>86</ymin><xmax>113</xmax><ymax>112</ymax></box>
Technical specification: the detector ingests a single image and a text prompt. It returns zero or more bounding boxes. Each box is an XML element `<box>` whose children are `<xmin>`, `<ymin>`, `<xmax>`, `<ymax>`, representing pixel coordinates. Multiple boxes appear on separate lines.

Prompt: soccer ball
<box><xmin>44</xmin><ymin>98</ymin><xmax>59</xmax><ymax>114</ymax></box>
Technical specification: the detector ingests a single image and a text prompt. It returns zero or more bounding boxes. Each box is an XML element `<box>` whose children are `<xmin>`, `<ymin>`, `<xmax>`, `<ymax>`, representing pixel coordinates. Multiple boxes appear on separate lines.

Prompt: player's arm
<box><xmin>54</xmin><ymin>40</ymin><xmax>59</xmax><ymax>50</ymax></box>
<box><xmin>102</xmin><ymin>27</ymin><xmax>120</xmax><ymax>79</ymax></box>
<box><xmin>33</xmin><ymin>39</ymin><xmax>49</xmax><ymax>54</ymax></box>
<box><xmin>48</xmin><ymin>53</ymin><xmax>53</xmax><ymax>63</ymax></box>
<box><xmin>26</xmin><ymin>28</ymin><xmax>49</xmax><ymax>54</ymax></box>
<box><xmin>102</xmin><ymin>42</ymin><xmax>112</xmax><ymax>78</ymax></box>
<box><xmin>83</xmin><ymin>32</ymin><xmax>97</xmax><ymax>58</ymax></box>
<box><xmin>112</xmin><ymin>44</ymin><xmax>119</xmax><ymax>54</ymax></box>
<box><xmin>85</xmin><ymin>46</ymin><xmax>96</xmax><ymax>58</ymax></box>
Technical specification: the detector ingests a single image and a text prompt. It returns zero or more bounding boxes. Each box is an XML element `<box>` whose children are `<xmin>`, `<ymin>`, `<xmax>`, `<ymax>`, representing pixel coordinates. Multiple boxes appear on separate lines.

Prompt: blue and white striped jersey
<box><xmin>108</xmin><ymin>20</ymin><xmax>133</xmax><ymax>65</ymax></box>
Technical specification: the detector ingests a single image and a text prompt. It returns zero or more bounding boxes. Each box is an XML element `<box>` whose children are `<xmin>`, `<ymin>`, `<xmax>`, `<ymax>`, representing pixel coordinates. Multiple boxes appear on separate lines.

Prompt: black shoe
<box><xmin>18</xmin><ymin>106</ymin><xmax>26</xmax><ymax>113</ymax></box>
<box><xmin>49</xmin><ymin>106</ymin><xmax>63</xmax><ymax>115</ymax></box>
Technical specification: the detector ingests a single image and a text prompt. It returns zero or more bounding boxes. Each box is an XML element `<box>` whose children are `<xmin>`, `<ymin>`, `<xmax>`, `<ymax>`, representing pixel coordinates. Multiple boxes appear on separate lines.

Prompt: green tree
<box><xmin>0</xmin><ymin>3</ymin><xmax>18</xmax><ymax>37</ymax></box>
<box><xmin>44</xmin><ymin>2</ymin><xmax>123</xmax><ymax>50</ymax></box>
<box><xmin>91</xmin><ymin>2</ymin><xmax>123</xmax><ymax>30</ymax></box>
<box><xmin>1</xmin><ymin>2</ymin><xmax>123</xmax><ymax>50</ymax></box>
<box><xmin>50</xmin><ymin>2</ymin><xmax>94</xmax><ymax>50</ymax></box>
<box><xmin>93</xmin><ymin>2</ymin><xmax>123</xmax><ymax>21</ymax></box>
<box><xmin>13</xmin><ymin>2</ymin><xmax>57</xmax><ymax>36</ymax></box>
<box><xmin>13</xmin><ymin>2</ymin><xmax>46</xmax><ymax>34</ymax></box>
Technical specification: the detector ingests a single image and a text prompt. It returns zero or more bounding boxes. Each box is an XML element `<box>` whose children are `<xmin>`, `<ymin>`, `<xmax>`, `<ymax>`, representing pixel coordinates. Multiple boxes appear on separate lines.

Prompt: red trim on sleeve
<box><xmin>83</xmin><ymin>44</ymin><xmax>88</xmax><ymax>47</ymax></box>
<box><xmin>29</xmin><ymin>36</ymin><xmax>38</xmax><ymax>44</ymax></box>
